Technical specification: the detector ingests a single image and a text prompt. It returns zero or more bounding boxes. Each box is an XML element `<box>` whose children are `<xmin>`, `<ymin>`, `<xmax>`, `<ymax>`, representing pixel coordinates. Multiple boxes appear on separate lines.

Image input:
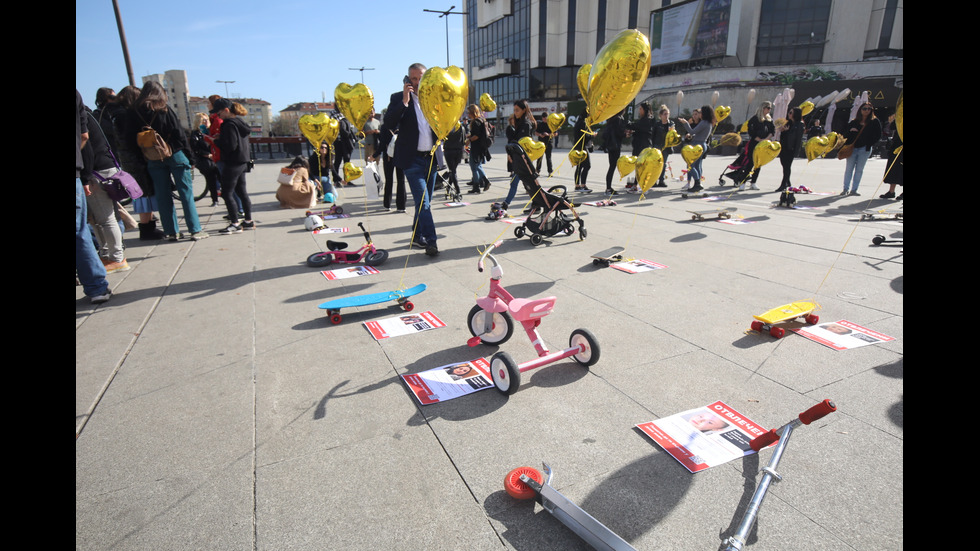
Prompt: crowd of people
<box><xmin>77</xmin><ymin>71</ymin><xmax>901</xmax><ymax>305</ymax></box>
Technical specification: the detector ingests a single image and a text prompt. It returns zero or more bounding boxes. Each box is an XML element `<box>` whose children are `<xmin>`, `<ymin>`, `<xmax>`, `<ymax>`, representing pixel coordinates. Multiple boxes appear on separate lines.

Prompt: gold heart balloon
<box><xmin>586</xmin><ymin>29</ymin><xmax>651</xmax><ymax>126</ymax></box>
<box><xmin>577</xmin><ymin>64</ymin><xmax>592</xmax><ymax>101</ymax></box>
<box><xmin>569</xmin><ymin>149</ymin><xmax>588</xmax><ymax>166</ymax></box>
<box><xmin>334</xmin><ymin>83</ymin><xmax>375</xmax><ymax>134</ymax></box>
<box><xmin>479</xmin><ymin>92</ymin><xmax>497</xmax><ymax>113</ymax></box>
<box><xmin>518</xmin><ymin>137</ymin><xmax>546</xmax><ymax>161</ymax></box>
<box><xmin>681</xmin><ymin>144</ymin><xmax>703</xmax><ymax>167</ymax></box>
<box><xmin>617</xmin><ymin>155</ymin><xmax>637</xmax><ymax>179</ymax></box>
<box><xmin>664</xmin><ymin>128</ymin><xmax>682</xmax><ymax>148</ymax></box>
<box><xmin>635</xmin><ymin>148</ymin><xmax>664</xmax><ymax>194</ymax></box>
<box><xmin>805</xmin><ymin>135</ymin><xmax>831</xmax><ymax>162</ymax></box>
<box><xmin>714</xmin><ymin>105</ymin><xmax>731</xmax><ymax>123</ymax></box>
<box><xmin>752</xmin><ymin>140</ymin><xmax>781</xmax><ymax>171</ymax></box>
<box><xmin>799</xmin><ymin>100</ymin><xmax>815</xmax><ymax>117</ymax></box>
<box><xmin>343</xmin><ymin>162</ymin><xmax>363</xmax><ymax>182</ymax></box>
<box><xmin>547</xmin><ymin>112</ymin><xmax>566</xmax><ymax>134</ymax></box>
<box><xmin>418</xmin><ymin>66</ymin><xmax>469</xmax><ymax>144</ymax></box>
<box><xmin>298</xmin><ymin>113</ymin><xmax>340</xmax><ymax>150</ymax></box>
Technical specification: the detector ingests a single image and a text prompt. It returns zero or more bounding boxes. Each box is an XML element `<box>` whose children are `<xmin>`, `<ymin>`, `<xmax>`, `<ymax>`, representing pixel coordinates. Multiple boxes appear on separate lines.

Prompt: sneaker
<box><xmin>839</xmin><ymin>189</ymin><xmax>849</xmax><ymax>196</ymax></box>
<box><xmin>411</xmin><ymin>237</ymin><xmax>429</xmax><ymax>248</ymax></box>
<box><xmin>690</xmin><ymin>184</ymin><xmax>704</xmax><ymax>193</ymax></box>
<box><xmin>680</xmin><ymin>182</ymin><xmax>691</xmax><ymax>191</ymax></box>
<box><xmin>425</xmin><ymin>244</ymin><xmax>439</xmax><ymax>257</ymax></box>
<box><xmin>605</xmin><ymin>189</ymin><xmax>619</xmax><ymax>196</ymax></box>
<box><xmin>738</xmin><ymin>184</ymin><xmax>746</xmax><ymax>191</ymax></box>
<box><xmin>749</xmin><ymin>183</ymin><xmax>760</xmax><ymax>190</ymax></box>
<box><xmin>241</xmin><ymin>220</ymin><xmax>255</xmax><ymax>230</ymax></box>
<box><xmin>849</xmin><ymin>190</ymin><xmax>861</xmax><ymax>196</ymax></box>
<box><xmin>897</xmin><ymin>193</ymin><xmax>903</xmax><ymax>200</ymax></box>
<box><xmin>91</xmin><ymin>289</ymin><xmax>112</xmax><ymax>304</ymax></box>
<box><xmin>219</xmin><ymin>223</ymin><xmax>243</xmax><ymax>235</ymax></box>
<box><xmin>191</xmin><ymin>232</ymin><xmax>209</xmax><ymax>241</ymax></box>
<box><xmin>210</xmin><ymin>201</ymin><xmax>219</xmax><ymax>208</ymax></box>
<box><xmin>396</xmin><ymin>209</ymin><xmax>406</xmax><ymax>213</ymax></box>
<box><xmin>166</xmin><ymin>233</ymin><xmax>182</xmax><ymax>242</ymax></box>
<box><xmin>654</xmin><ymin>182</ymin><xmax>668</xmax><ymax>188</ymax></box>
<box><xmin>104</xmin><ymin>260</ymin><xmax>130</xmax><ymax>274</ymax></box>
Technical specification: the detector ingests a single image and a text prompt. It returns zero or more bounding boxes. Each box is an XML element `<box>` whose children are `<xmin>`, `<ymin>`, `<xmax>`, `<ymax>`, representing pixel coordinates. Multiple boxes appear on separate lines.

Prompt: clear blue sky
<box><xmin>76</xmin><ymin>0</ymin><xmax>466</xmax><ymax>114</ymax></box>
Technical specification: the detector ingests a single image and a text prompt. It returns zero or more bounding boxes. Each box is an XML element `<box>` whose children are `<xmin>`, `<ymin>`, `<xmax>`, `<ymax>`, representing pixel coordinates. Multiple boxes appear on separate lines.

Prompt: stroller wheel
<box><xmin>514</xmin><ymin>226</ymin><xmax>526</xmax><ymax>238</ymax></box>
<box><xmin>579</xmin><ymin>227</ymin><xmax>588</xmax><ymax>240</ymax></box>
<box><xmin>529</xmin><ymin>234</ymin><xmax>544</xmax><ymax>246</ymax></box>
<box><xmin>564</xmin><ymin>225</ymin><xmax>575</xmax><ymax>236</ymax></box>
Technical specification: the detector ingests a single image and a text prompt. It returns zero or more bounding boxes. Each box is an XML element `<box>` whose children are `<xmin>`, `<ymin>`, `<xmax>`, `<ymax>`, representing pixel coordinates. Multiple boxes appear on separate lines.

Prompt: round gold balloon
<box><xmin>752</xmin><ymin>140</ymin><xmax>781</xmax><ymax>170</ymax></box>
<box><xmin>617</xmin><ymin>155</ymin><xmax>637</xmax><ymax>179</ymax></box>
<box><xmin>635</xmin><ymin>148</ymin><xmax>664</xmax><ymax>194</ymax></box>
<box><xmin>895</xmin><ymin>91</ymin><xmax>903</xmax><ymax>142</ymax></box>
<box><xmin>714</xmin><ymin>105</ymin><xmax>731</xmax><ymax>123</ymax></box>
<box><xmin>518</xmin><ymin>136</ymin><xmax>546</xmax><ymax>161</ymax></box>
<box><xmin>569</xmin><ymin>149</ymin><xmax>588</xmax><ymax>166</ymax></box>
<box><xmin>800</xmin><ymin>100</ymin><xmax>815</xmax><ymax>116</ymax></box>
<box><xmin>681</xmin><ymin>144</ymin><xmax>703</xmax><ymax>167</ymax></box>
<box><xmin>298</xmin><ymin>113</ymin><xmax>339</xmax><ymax>150</ymax></box>
<box><xmin>547</xmin><ymin>112</ymin><xmax>566</xmax><ymax>134</ymax></box>
<box><xmin>334</xmin><ymin>83</ymin><xmax>375</xmax><ymax>134</ymax></box>
<box><xmin>577</xmin><ymin>64</ymin><xmax>592</xmax><ymax>101</ymax></box>
<box><xmin>664</xmin><ymin>128</ymin><xmax>682</xmax><ymax>148</ymax></box>
<box><xmin>343</xmin><ymin>162</ymin><xmax>363</xmax><ymax>182</ymax></box>
<box><xmin>417</xmin><ymin>66</ymin><xmax>469</xmax><ymax>143</ymax></box>
<box><xmin>586</xmin><ymin>29</ymin><xmax>652</xmax><ymax>127</ymax></box>
<box><xmin>480</xmin><ymin>92</ymin><xmax>497</xmax><ymax>113</ymax></box>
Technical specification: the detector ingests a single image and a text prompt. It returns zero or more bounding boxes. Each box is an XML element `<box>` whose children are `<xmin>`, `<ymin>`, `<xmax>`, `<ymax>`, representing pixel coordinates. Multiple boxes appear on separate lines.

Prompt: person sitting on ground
<box><xmin>276</xmin><ymin>156</ymin><xmax>318</xmax><ymax>209</ymax></box>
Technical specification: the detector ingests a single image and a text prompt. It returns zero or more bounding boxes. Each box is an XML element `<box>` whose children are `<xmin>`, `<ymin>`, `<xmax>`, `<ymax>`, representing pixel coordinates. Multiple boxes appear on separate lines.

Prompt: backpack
<box><xmin>136</xmin><ymin>112</ymin><xmax>172</xmax><ymax>161</ymax></box>
<box><xmin>478</xmin><ymin>119</ymin><xmax>494</xmax><ymax>151</ymax></box>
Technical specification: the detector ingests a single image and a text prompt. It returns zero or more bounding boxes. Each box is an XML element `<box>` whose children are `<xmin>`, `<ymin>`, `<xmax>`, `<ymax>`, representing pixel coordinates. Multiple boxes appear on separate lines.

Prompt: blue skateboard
<box><xmin>318</xmin><ymin>283</ymin><xmax>427</xmax><ymax>325</ymax></box>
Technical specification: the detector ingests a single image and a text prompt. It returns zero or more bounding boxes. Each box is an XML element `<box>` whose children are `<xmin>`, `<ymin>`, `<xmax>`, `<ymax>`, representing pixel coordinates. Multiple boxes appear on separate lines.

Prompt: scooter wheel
<box><xmin>364</xmin><ymin>249</ymin><xmax>389</xmax><ymax>266</ymax></box>
<box><xmin>504</xmin><ymin>466</ymin><xmax>543</xmax><ymax>500</ymax></box>
<box><xmin>570</xmin><ymin>328</ymin><xmax>600</xmax><ymax>367</ymax></box>
<box><xmin>491</xmin><ymin>352</ymin><xmax>521</xmax><ymax>395</ymax></box>
<box><xmin>307</xmin><ymin>252</ymin><xmax>334</xmax><ymax>268</ymax></box>
<box><xmin>467</xmin><ymin>305</ymin><xmax>514</xmax><ymax>345</ymax></box>
<box><xmin>872</xmin><ymin>235</ymin><xmax>885</xmax><ymax>246</ymax></box>
<box><xmin>329</xmin><ymin>313</ymin><xmax>343</xmax><ymax>325</ymax></box>
<box><xmin>529</xmin><ymin>234</ymin><xmax>543</xmax><ymax>246</ymax></box>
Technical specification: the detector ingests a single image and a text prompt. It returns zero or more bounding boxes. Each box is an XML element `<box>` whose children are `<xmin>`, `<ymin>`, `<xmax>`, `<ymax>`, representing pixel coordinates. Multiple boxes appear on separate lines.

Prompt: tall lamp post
<box><xmin>423</xmin><ymin>6</ymin><xmax>466</xmax><ymax>66</ymax></box>
<box><xmin>348</xmin><ymin>67</ymin><xmax>375</xmax><ymax>84</ymax></box>
<box><xmin>216</xmin><ymin>80</ymin><xmax>235</xmax><ymax>97</ymax></box>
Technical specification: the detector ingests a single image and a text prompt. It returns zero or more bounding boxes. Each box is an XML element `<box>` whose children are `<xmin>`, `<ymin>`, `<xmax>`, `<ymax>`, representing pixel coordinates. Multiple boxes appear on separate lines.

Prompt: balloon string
<box><xmin>398</xmin><ymin>139</ymin><xmax>441</xmax><ymax>290</ymax></box>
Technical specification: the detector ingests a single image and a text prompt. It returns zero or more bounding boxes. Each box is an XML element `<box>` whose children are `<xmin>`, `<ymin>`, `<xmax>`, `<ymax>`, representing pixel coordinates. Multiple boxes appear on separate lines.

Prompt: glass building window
<box><xmin>755</xmin><ymin>0</ymin><xmax>831</xmax><ymax>66</ymax></box>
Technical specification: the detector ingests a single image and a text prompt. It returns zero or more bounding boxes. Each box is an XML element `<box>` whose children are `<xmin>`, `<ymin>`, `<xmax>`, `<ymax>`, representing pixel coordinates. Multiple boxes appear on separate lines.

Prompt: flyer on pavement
<box><xmin>611</xmin><ymin>259</ymin><xmax>668</xmax><ymax>274</ymax></box>
<box><xmin>718</xmin><ymin>218</ymin><xmax>756</xmax><ymax>225</ymax></box>
<box><xmin>636</xmin><ymin>400</ymin><xmax>769</xmax><ymax>473</ymax></box>
<box><xmin>795</xmin><ymin>319</ymin><xmax>895</xmax><ymax>351</ymax></box>
<box><xmin>312</xmin><ymin>227</ymin><xmax>349</xmax><ymax>234</ymax></box>
<box><xmin>444</xmin><ymin>202</ymin><xmax>470</xmax><ymax>207</ymax></box>
<box><xmin>364</xmin><ymin>311</ymin><xmax>446</xmax><ymax>340</ymax></box>
<box><xmin>402</xmin><ymin>358</ymin><xmax>494</xmax><ymax>405</ymax></box>
<box><xmin>320</xmin><ymin>266</ymin><xmax>380</xmax><ymax>280</ymax></box>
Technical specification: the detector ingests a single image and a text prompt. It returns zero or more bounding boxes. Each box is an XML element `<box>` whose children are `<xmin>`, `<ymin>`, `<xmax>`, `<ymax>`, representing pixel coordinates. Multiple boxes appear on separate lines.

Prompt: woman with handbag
<box><xmin>111</xmin><ymin>86</ymin><xmax>165</xmax><ymax>240</ymax></box>
<box><xmin>126</xmin><ymin>81</ymin><xmax>207</xmax><ymax>241</ymax></box>
<box><xmin>212</xmin><ymin>99</ymin><xmax>255</xmax><ymax>234</ymax></box>
<box><xmin>840</xmin><ymin>101</ymin><xmax>882</xmax><ymax>196</ymax></box>
<box><xmin>81</xmin><ymin>109</ymin><xmax>128</xmax><ymax>273</ymax></box>
<box><xmin>677</xmin><ymin>105</ymin><xmax>716</xmax><ymax>193</ymax></box>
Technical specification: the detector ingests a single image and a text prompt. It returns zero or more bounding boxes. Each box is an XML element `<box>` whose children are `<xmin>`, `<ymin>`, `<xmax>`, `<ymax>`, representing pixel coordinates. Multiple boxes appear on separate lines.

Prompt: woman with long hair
<box><xmin>466</xmin><ymin>104</ymin><xmax>491</xmax><ymax>194</ymax></box>
<box><xmin>212</xmin><ymin>99</ymin><xmax>255</xmax><ymax>233</ymax></box>
<box><xmin>777</xmin><ymin>107</ymin><xmax>805</xmax><ymax>192</ymax></box>
<box><xmin>110</xmin><ymin>85</ymin><xmax>164</xmax><ymax>240</ymax></box>
<box><xmin>502</xmin><ymin>99</ymin><xmax>536</xmax><ymax>210</ymax></box>
<box><xmin>677</xmin><ymin>105</ymin><xmax>716</xmax><ymax>193</ymax></box>
<box><xmin>126</xmin><ymin>81</ymin><xmax>207</xmax><ymax>240</ymax></box>
<box><xmin>573</xmin><ymin>109</ymin><xmax>594</xmax><ymax>193</ymax></box>
<box><xmin>742</xmin><ymin>101</ymin><xmax>775</xmax><ymax>190</ymax></box>
<box><xmin>651</xmin><ymin>104</ymin><xmax>675</xmax><ymax>188</ymax></box>
<box><xmin>602</xmin><ymin>108</ymin><xmax>627</xmax><ymax>195</ymax></box>
<box><xmin>840</xmin><ymin>101</ymin><xmax>882</xmax><ymax>196</ymax></box>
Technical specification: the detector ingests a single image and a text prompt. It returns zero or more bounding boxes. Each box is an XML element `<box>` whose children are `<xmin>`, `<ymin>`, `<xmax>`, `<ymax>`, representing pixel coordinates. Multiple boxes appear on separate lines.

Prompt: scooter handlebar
<box><xmin>750</xmin><ymin>429</ymin><xmax>780</xmax><ymax>452</ymax></box>
<box><xmin>799</xmin><ymin>399</ymin><xmax>836</xmax><ymax>425</ymax></box>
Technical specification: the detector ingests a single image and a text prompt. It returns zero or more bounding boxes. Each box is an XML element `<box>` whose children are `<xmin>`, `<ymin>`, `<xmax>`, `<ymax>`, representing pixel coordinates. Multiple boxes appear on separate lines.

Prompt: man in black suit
<box><xmin>383</xmin><ymin>63</ymin><xmax>439</xmax><ymax>256</ymax></box>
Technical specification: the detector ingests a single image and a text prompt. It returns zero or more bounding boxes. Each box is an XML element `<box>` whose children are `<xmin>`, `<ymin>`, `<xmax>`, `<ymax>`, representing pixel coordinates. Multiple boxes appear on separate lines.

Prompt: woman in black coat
<box><xmin>776</xmin><ymin>107</ymin><xmax>805</xmax><ymax>191</ymax></box>
<box><xmin>212</xmin><ymin>99</ymin><xmax>255</xmax><ymax>233</ymax></box>
<box><xmin>602</xmin><ymin>109</ymin><xmax>627</xmax><ymax>194</ymax></box>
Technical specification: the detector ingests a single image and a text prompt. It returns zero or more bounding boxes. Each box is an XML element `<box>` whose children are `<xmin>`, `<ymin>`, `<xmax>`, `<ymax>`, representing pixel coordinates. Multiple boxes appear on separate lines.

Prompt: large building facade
<box><xmin>463</xmin><ymin>0</ymin><xmax>902</xmax><ymax>132</ymax></box>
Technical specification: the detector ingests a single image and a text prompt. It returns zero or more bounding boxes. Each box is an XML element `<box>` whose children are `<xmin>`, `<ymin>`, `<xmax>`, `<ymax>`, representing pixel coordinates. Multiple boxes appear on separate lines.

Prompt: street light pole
<box><xmin>347</xmin><ymin>67</ymin><xmax>375</xmax><ymax>84</ymax></box>
<box><xmin>423</xmin><ymin>6</ymin><xmax>467</xmax><ymax>67</ymax></box>
<box><xmin>216</xmin><ymin>80</ymin><xmax>235</xmax><ymax>97</ymax></box>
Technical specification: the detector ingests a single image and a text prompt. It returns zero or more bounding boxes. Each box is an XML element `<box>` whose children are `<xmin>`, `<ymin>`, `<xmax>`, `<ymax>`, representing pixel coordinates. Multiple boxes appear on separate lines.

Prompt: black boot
<box><xmin>139</xmin><ymin>221</ymin><xmax>165</xmax><ymax>241</ymax></box>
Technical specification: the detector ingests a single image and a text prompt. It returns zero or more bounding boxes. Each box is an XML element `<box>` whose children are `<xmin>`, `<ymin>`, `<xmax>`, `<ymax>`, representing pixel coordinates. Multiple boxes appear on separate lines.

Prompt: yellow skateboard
<box><xmin>751</xmin><ymin>301</ymin><xmax>819</xmax><ymax>338</ymax></box>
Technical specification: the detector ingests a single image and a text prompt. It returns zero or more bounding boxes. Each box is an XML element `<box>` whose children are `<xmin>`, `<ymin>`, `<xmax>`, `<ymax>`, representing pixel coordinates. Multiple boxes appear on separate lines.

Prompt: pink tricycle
<box><xmin>467</xmin><ymin>241</ymin><xmax>599</xmax><ymax>395</ymax></box>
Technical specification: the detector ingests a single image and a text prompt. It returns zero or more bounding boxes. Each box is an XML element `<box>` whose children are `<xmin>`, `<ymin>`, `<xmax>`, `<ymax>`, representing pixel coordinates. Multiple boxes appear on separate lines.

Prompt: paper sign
<box><xmin>611</xmin><ymin>259</ymin><xmax>668</xmax><ymax>274</ymax></box>
<box><xmin>312</xmin><ymin>227</ymin><xmax>349</xmax><ymax>234</ymax></box>
<box><xmin>364</xmin><ymin>311</ymin><xmax>446</xmax><ymax>340</ymax></box>
<box><xmin>402</xmin><ymin>358</ymin><xmax>494</xmax><ymax>405</ymax></box>
<box><xmin>795</xmin><ymin>320</ymin><xmax>895</xmax><ymax>351</ymax></box>
<box><xmin>320</xmin><ymin>266</ymin><xmax>380</xmax><ymax>280</ymax></box>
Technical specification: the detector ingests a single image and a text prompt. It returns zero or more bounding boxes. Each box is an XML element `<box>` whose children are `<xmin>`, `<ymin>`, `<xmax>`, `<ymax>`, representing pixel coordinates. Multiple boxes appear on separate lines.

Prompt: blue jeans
<box><xmin>76</xmin><ymin>178</ymin><xmax>109</xmax><ymax>297</ymax></box>
<box><xmin>469</xmin><ymin>156</ymin><xmax>487</xmax><ymax>187</ymax></box>
<box><xmin>403</xmin><ymin>156</ymin><xmax>437</xmax><ymax>245</ymax></box>
<box><xmin>843</xmin><ymin>146</ymin><xmax>872</xmax><ymax>192</ymax></box>
<box><xmin>504</xmin><ymin>172</ymin><xmax>521</xmax><ymax>205</ymax></box>
<box><xmin>147</xmin><ymin>151</ymin><xmax>202</xmax><ymax>235</ymax></box>
<box><xmin>689</xmin><ymin>148</ymin><xmax>706</xmax><ymax>184</ymax></box>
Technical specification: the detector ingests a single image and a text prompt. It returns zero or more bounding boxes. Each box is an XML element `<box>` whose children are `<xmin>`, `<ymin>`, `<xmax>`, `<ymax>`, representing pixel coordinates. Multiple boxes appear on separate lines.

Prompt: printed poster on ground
<box><xmin>636</xmin><ymin>400</ymin><xmax>769</xmax><ymax>473</ymax></box>
<box><xmin>794</xmin><ymin>319</ymin><xmax>895</xmax><ymax>351</ymax></box>
<box><xmin>364</xmin><ymin>311</ymin><xmax>446</xmax><ymax>340</ymax></box>
<box><xmin>321</xmin><ymin>266</ymin><xmax>380</xmax><ymax>280</ymax></box>
<box><xmin>402</xmin><ymin>358</ymin><xmax>495</xmax><ymax>405</ymax></box>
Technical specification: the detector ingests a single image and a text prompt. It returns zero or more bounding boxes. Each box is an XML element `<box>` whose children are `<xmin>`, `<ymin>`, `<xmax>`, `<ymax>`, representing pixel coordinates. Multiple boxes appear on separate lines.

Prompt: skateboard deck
<box><xmin>680</xmin><ymin>191</ymin><xmax>709</xmax><ymax>198</ymax></box>
<box><xmin>860</xmin><ymin>209</ymin><xmax>903</xmax><ymax>221</ymax></box>
<box><xmin>751</xmin><ymin>301</ymin><xmax>819</xmax><ymax>338</ymax></box>
<box><xmin>688</xmin><ymin>207</ymin><xmax>737</xmax><ymax>221</ymax></box>
<box><xmin>318</xmin><ymin>283</ymin><xmax>427</xmax><ymax>324</ymax></box>
<box><xmin>591</xmin><ymin>246</ymin><xmax>625</xmax><ymax>267</ymax></box>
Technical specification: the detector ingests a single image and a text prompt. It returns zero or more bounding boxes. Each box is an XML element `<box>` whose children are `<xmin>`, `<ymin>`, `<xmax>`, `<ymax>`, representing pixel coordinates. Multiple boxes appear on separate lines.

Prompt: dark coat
<box><xmin>383</xmin><ymin>91</ymin><xmax>438</xmax><ymax>170</ymax></box>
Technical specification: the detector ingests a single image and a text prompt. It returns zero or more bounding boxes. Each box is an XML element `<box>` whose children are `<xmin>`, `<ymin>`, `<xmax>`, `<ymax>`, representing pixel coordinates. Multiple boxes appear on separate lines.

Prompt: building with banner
<box><xmin>463</xmin><ymin>0</ymin><xmax>902</xmax><ymax>139</ymax></box>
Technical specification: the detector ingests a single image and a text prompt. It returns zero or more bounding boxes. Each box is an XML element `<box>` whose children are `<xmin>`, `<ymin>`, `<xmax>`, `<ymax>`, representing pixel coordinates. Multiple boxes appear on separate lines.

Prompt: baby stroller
<box><xmin>718</xmin><ymin>141</ymin><xmax>754</xmax><ymax>186</ymax></box>
<box><xmin>505</xmin><ymin>143</ymin><xmax>586</xmax><ymax>246</ymax></box>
